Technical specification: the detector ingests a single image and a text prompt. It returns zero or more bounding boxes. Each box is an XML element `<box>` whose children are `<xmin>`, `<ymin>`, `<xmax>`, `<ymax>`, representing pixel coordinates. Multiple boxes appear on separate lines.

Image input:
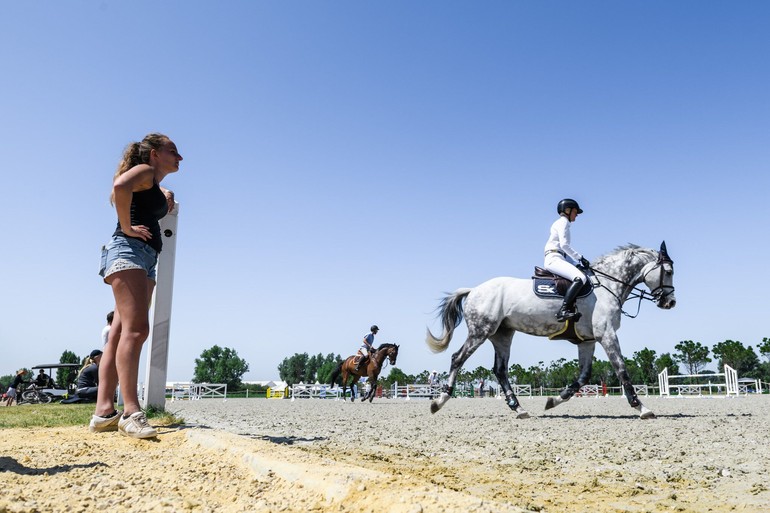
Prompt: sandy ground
<box><xmin>1</xmin><ymin>395</ymin><xmax>769</xmax><ymax>513</ymax></box>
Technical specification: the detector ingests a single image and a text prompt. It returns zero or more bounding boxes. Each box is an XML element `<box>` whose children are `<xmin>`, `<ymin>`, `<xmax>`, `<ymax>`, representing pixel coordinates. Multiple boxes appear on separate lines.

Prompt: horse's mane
<box><xmin>377</xmin><ymin>343</ymin><xmax>398</xmax><ymax>351</ymax></box>
<box><xmin>593</xmin><ymin>244</ymin><xmax>657</xmax><ymax>268</ymax></box>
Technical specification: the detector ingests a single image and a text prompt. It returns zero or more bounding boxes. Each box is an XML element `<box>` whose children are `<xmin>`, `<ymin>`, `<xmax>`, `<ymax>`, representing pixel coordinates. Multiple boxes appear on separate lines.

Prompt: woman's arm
<box><xmin>112</xmin><ymin>164</ymin><xmax>155</xmax><ymax>241</ymax></box>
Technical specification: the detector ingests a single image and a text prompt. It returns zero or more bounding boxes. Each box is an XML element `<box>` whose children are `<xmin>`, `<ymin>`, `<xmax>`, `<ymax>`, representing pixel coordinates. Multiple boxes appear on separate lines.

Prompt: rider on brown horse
<box><xmin>354</xmin><ymin>325</ymin><xmax>379</xmax><ymax>372</ymax></box>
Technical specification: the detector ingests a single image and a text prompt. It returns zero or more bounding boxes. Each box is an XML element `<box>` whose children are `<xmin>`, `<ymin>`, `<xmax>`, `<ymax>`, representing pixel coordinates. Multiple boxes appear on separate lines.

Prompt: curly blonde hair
<box><xmin>110</xmin><ymin>133</ymin><xmax>170</xmax><ymax>205</ymax></box>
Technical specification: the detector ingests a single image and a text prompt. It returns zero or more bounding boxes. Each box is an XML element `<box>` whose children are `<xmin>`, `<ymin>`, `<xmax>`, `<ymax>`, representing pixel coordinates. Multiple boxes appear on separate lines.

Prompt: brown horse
<box><xmin>329</xmin><ymin>343</ymin><xmax>399</xmax><ymax>402</ymax></box>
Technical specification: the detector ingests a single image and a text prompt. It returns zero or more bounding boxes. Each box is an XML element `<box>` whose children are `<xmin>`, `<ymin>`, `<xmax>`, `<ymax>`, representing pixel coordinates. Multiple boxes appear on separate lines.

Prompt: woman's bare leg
<box><xmin>95</xmin><ymin>310</ymin><xmax>121</xmax><ymax>416</ymax></box>
<box><xmin>104</xmin><ymin>269</ymin><xmax>155</xmax><ymax>416</ymax></box>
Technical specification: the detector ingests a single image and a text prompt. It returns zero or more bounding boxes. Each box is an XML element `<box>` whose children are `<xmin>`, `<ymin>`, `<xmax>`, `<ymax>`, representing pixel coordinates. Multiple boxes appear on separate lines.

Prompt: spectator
<box><xmin>91</xmin><ymin>133</ymin><xmax>181</xmax><ymax>439</ymax></box>
<box><xmin>4</xmin><ymin>370</ymin><xmax>28</xmax><ymax>406</ymax></box>
<box><xmin>35</xmin><ymin>369</ymin><xmax>51</xmax><ymax>388</ymax></box>
<box><xmin>77</xmin><ymin>350</ymin><xmax>103</xmax><ymax>400</ymax></box>
<box><xmin>101</xmin><ymin>311</ymin><xmax>114</xmax><ymax>347</ymax></box>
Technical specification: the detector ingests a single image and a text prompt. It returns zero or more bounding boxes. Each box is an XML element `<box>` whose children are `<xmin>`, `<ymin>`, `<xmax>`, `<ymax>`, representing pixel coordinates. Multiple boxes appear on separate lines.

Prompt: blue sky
<box><xmin>2</xmin><ymin>2</ymin><xmax>768</xmax><ymax>383</ymax></box>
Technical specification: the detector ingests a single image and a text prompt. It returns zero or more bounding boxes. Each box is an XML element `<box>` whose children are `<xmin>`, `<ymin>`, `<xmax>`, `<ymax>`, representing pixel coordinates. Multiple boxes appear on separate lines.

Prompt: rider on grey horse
<box><xmin>544</xmin><ymin>198</ymin><xmax>590</xmax><ymax>322</ymax></box>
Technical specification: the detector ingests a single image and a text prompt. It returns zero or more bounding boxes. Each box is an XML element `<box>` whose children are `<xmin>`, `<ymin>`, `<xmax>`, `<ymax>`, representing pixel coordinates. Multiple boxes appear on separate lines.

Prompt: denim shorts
<box><xmin>99</xmin><ymin>235</ymin><xmax>158</xmax><ymax>282</ymax></box>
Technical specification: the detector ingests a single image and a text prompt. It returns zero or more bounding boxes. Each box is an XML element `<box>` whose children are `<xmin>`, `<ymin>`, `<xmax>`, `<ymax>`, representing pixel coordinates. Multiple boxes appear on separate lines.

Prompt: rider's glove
<box><xmin>580</xmin><ymin>257</ymin><xmax>590</xmax><ymax>268</ymax></box>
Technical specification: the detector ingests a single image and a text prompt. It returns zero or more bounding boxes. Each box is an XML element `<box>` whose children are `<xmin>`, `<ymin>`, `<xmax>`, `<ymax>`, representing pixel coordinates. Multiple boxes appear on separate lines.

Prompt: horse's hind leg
<box><xmin>489</xmin><ymin>328</ymin><xmax>530</xmax><ymax>419</ymax></box>
<box><xmin>546</xmin><ymin>341</ymin><xmax>596</xmax><ymax>410</ymax></box>
<box><xmin>431</xmin><ymin>330</ymin><xmax>488</xmax><ymax>414</ymax></box>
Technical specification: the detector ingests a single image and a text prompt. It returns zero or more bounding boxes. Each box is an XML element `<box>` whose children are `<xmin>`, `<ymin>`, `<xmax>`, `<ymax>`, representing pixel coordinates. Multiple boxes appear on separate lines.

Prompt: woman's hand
<box><xmin>124</xmin><ymin>225</ymin><xmax>152</xmax><ymax>241</ymax></box>
<box><xmin>163</xmin><ymin>189</ymin><xmax>175</xmax><ymax>213</ymax></box>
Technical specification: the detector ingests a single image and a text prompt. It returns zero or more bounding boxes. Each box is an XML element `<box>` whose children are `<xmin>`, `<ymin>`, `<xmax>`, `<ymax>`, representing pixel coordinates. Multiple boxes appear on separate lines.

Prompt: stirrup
<box><xmin>556</xmin><ymin>309</ymin><xmax>581</xmax><ymax>322</ymax></box>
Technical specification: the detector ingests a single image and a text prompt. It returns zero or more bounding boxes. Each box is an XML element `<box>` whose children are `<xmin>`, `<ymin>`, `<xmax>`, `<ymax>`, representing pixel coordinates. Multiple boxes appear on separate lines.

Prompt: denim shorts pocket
<box><xmin>99</xmin><ymin>245</ymin><xmax>109</xmax><ymax>277</ymax></box>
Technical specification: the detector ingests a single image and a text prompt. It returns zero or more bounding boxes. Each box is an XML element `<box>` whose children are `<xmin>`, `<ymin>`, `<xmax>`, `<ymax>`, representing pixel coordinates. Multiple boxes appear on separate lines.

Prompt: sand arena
<box><xmin>1</xmin><ymin>395</ymin><xmax>768</xmax><ymax>512</ymax></box>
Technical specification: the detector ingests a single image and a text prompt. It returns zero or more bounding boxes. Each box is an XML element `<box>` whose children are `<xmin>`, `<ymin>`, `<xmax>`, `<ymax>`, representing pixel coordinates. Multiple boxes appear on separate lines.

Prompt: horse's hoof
<box><xmin>515</xmin><ymin>409</ymin><xmax>531</xmax><ymax>419</ymax></box>
<box><xmin>544</xmin><ymin>397</ymin><xmax>556</xmax><ymax>410</ymax></box>
<box><xmin>430</xmin><ymin>401</ymin><xmax>440</xmax><ymax>414</ymax></box>
<box><xmin>640</xmin><ymin>411</ymin><xmax>656</xmax><ymax>420</ymax></box>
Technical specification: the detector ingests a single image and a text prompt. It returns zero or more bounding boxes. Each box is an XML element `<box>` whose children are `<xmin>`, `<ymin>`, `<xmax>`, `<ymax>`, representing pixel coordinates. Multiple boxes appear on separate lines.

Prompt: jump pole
<box><xmin>143</xmin><ymin>202</ymin><xmax>179</xmax><ymax>410</ymax></box>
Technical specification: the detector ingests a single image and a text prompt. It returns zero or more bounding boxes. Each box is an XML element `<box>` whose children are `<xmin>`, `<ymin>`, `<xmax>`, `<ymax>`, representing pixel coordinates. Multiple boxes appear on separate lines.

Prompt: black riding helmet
<box><xmin>370</xmin><ymin>325</ymin><xmax>379</xmax><ymax>332</ymax></box>
<box><xmin>557</xmin><ymin>198</ymin><xmax>584</xmax><ymax>215</ymax></box>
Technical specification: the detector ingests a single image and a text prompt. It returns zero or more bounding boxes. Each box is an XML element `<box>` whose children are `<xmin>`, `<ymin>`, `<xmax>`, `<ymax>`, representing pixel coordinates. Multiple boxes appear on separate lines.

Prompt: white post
<box><xmin>143</xmin><ymin>202</ymin><xmax>179</xmax><ymax>409</ymax></box>
<box><xmin>658</xmin><ymin>368</ymin><xmax>669</xmax><ymax>396</ymax></box>
<box><xmin>724</xmin><ymin>365</ymin><xmax>739</xmax><ymax>396</ymax></box>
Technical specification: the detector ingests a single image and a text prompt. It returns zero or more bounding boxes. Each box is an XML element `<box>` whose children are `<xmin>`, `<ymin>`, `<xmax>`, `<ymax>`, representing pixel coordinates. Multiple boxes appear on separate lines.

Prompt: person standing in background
<box><xmin>4</xmin><ymin>370</ymin><xmax>28</xmax><ymax>406</ymax></box>
<box><xmin>101</xmin><ymin>311</ymin><xmax>114</xmax><ymax>347</ymax></box>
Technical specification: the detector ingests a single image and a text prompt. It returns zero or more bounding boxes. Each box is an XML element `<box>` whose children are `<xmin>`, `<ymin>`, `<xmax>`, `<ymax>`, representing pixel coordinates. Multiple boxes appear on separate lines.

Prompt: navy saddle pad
<box><xmin>532</xmin><ymin>267</ymin><xmax>594</xmax><ymax>299</ymax></box>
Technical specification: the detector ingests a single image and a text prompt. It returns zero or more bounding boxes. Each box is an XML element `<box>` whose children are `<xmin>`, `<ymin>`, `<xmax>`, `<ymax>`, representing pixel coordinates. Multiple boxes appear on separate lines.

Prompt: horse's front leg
<box><xmin>600</xmin><ymin>333</ymin><xmax>655</xmax><ymax>419</ymax></box>
<box><xmin>546</xmin><ymin>341</ymin><xmax>595</xmax><ymax>410</ymax></box>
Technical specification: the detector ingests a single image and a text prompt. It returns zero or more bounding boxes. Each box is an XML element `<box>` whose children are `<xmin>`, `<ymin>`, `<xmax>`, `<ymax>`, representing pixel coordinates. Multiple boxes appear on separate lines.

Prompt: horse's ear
<box><xmin>659</xmin><ymin>241</ymin><xmax>673</xmax><ymax>264</ymax></box>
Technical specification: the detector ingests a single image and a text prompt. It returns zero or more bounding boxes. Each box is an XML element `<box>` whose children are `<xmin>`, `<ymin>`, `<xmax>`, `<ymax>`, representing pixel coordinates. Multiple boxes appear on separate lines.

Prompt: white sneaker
<box><xmin>89</xmin><ymin>410</ymin><xmax>122</xmax><ymax>433</ymax></box>
<box><xmin>118</xmin><ymin>411</ymin><xmax>158</xmax><ymax>439</ymax></box>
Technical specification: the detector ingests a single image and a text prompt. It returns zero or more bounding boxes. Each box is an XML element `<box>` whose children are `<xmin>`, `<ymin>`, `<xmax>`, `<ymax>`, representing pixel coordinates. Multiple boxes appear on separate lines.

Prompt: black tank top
<box><xmin>113</xmin><ymin>182</ymin><xmax>168</xmax><ymax>253</ymax></box>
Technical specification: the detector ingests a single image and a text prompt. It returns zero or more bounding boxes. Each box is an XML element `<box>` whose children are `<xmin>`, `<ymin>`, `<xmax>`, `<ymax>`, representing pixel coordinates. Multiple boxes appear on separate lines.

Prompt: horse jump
<box><xmin>658</xmin><ymin>366</ymin><xmax>739</xmax><ymax>397</ymax></box>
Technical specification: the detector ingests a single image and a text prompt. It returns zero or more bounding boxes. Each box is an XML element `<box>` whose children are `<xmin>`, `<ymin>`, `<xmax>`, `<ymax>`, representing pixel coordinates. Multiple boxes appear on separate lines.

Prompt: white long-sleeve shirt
<box><xmin>544</xmin><ymin>216</ymin><xmax>583</xmax><ymax>263</ymax></box>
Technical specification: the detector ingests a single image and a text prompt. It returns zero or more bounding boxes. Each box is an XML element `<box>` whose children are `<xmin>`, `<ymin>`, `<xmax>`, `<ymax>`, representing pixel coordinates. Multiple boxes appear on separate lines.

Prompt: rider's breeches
<box><xmin>544</xmin><ymin>254</ymin><xmax>586</xmax><ymax>283</ymax></box>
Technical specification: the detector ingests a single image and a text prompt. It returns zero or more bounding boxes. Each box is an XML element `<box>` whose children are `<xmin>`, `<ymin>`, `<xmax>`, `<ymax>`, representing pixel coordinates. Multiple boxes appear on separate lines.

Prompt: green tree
<box><xmin>711</xmin><ymin>340</ymin><xmax>759</xmax><ymax>376</ymax></box>
<box><xmin>546</xmin><ymin>358</ymin><xmax>579</xmax><ymax>388</ymax></box>
<box><xmin>469</xmin><ymin>366</ymin><xmax>493</xmax><ymax>381</ymax></box>
<box><xmin>0</xmin><ymin>374</ymin><xmax>12</xmax><ymax>392</ymax></box>
<box><xmin>623</xmin><ymin>357</ymin><xmax>642</xmax><ymax>385</ymax></box>
<box><xmin>758</xmin><ymin>338</ymin><xmax>770</xmax><ymax>383</ymax></box>
<box><xmin>277</xmin><ymin>353</ymin><xmax>309</xmax><ymax>385</ymax></box>
<box><xmin>591</xmin><ymin>359</ymin><xmax>617</xmax><ymax>387</ymax></box>
<box><xmin>316</xmin><ymin>353</ymin><xmax>343</xmax><ymax>385</ymax></box>
<box><xmin>759</xmin><ymin>337</ymin><xmax>770</xmax><ymax>361</ymax></box>
<box><xmin>517</xmin><ymin>361</ymin><xmax>548</xmax><ymax>388</ymax></box>
<box><xmin>655</xmin><ymin>353</ymin><xmax>679</xmax><ymax>376</ymax></box>
<box><xmin>382</xmin><ymin>367</ymin><xmax>409</xmax><ymax>387</ymax></box>
<box><xmin>673</xmin><ymin>340</ymin><xmax>711</xmax><ymax>375</ymax></box>
<box><xmin>58</xmin><ymin>350</ymin><xmax>80</xmax><ymax>388</ymax></box>
<box><xmin>632</xmin><ymin>348</ymin><xmax>658</xmax><ymax>385</ymax></box>
<box><xmin>193</xmin><ymin>345</ymin><xmax>249</xmax><ymax>389</ymax></box>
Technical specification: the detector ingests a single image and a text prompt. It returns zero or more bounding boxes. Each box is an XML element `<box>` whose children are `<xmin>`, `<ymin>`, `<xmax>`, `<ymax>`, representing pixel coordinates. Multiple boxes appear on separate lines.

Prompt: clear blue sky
<box><xmin>2</xmin><ymin>2</ymin><xmax>768</xmax><ymax>382</ymax></box>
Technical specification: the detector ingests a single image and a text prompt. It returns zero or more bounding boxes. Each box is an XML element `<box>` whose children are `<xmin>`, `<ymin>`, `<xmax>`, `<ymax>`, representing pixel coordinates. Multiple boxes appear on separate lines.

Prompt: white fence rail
<box><xmin>290</xmin><ymin>384</ymin><xmax>344</xmax><ymax>400</ymax></box>
<box><xmin>169</xmin><ymin>383</ymin><xmax>227</xmax><ymax>401</ymax></box>
<box><xmin>392</xmin><ymin>383</ymin><xmax>440</xmax><ymax>400</ymax></box>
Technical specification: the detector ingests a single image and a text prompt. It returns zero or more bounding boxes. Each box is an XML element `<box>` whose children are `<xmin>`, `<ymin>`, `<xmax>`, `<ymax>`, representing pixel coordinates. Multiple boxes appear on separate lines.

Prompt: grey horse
<box><xmin>426</xmin><ymin>242</ymin><xmax>676</xmax><ymax>419</ymax></box>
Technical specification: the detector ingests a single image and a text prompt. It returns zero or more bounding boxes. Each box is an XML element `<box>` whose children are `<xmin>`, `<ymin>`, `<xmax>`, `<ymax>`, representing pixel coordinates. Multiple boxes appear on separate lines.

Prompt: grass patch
<box><xmin>0</xmin><ymin>403</ymin><xmax>93</xmax><ymax>429</ymax></box>
<box><xmin>0</xmin><ymin>404</ymin><xmax>184</xmax><ymax>429</ymax></box>
<box><xmin>145</xmin><ymin>404</ymin><xmax>185</xmax><ymax>426</ymax></box>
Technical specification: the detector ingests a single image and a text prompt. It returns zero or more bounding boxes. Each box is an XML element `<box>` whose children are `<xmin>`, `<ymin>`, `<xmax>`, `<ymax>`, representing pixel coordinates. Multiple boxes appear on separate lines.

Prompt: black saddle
<box><xmin>532</xmin><ymin>267</ymin><xmax>594</xmax><ymax>299</ymax></box>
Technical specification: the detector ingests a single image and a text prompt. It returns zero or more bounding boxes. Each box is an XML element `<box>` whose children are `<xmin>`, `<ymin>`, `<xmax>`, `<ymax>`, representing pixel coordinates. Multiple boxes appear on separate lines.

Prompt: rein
<box><xmin>589</xmin><ymin>261</ymin><xmax>673</xmax><ymax>318</ymax></box>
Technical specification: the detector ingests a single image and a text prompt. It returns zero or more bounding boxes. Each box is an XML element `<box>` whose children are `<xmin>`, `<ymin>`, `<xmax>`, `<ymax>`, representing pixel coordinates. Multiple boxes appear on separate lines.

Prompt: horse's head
<box><xmin>380</xmin><ymin>343</ymin><xmax>399</xmax><ymax>365</ymax></box>
<box><xmin>641</xmin><ymin>241</ymin><xmax>676</xmax><ymax>309</ymax></box>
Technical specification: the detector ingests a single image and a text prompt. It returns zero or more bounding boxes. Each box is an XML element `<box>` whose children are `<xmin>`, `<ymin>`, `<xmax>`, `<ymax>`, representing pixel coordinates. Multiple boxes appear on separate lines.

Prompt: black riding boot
<box><xmin>556</xmin><ymin>278</ymin><xmax>584</xmax><ymax>322</ymax></box>
<box><xmin>354</xmin><ymin>358</ymin><xmax>364</xmax><ymax>372</ymax></box>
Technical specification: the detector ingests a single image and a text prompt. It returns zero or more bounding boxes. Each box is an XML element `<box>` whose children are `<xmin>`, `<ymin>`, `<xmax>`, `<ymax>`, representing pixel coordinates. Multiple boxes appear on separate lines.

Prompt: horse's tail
<box><xmin>425</xmin><ymin>288</ymin><xmax>472</xmax><ymax>353</ymax></box>
<box><xmin>329</xmin><ymin>361</ymin><xmax>343</xmax><ymax>386</ymax></box>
